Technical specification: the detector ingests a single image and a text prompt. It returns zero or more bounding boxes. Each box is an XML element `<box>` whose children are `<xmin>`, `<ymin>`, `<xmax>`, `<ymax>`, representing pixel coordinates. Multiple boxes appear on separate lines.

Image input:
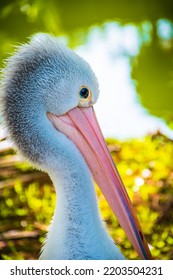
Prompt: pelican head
<box><xmin>1</xmin><ymin>33</ymin><xmax>152</xmax><ymax>259</ymax></box>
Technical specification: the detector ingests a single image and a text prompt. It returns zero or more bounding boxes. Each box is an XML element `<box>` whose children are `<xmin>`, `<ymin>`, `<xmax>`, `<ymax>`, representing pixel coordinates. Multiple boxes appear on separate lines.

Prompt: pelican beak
<box><xmin>47</xmin><ymin>106</ymin><xmax>152</xmax><ymax>260</ymax></box>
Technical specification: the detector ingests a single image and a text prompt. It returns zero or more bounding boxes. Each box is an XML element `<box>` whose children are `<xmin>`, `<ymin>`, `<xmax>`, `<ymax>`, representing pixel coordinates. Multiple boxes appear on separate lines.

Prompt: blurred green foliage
<box><xmin>0</xmin><ymin>134</ymin><xmax>173</xmax><ymax>260</ymax></box>
<box><xmin>131</xmin><ymin>20</ymin><xmax>173</xmax><ymax>129</ymax></box>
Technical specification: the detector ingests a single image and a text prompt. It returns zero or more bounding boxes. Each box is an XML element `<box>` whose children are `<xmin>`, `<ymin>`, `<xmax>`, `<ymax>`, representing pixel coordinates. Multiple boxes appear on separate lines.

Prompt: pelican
<box><xmin>1</xmin><ymin>34</ymin><xmax>152</xmax><ymax>260</ymax></box>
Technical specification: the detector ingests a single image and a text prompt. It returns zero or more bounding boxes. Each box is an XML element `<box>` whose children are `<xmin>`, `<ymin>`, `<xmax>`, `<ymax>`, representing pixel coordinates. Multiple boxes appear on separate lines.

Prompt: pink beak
<box><xmin>48</xmin><ymin>106</ymin><xmax>152</xmax><ymax>260</ymax></box>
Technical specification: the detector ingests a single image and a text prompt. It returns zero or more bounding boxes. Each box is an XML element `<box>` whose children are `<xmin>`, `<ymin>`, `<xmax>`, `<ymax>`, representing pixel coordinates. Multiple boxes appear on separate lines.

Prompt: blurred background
<box><xmin>0</xmin><ymin>0</ymin><xmax>173</xmax><ymax>259</ymax></box>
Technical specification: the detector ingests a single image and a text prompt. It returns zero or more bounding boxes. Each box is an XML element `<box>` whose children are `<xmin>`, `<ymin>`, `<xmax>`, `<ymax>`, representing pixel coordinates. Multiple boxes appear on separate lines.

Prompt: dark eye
<box><xmin>79</xmin><ymin>87</ymin><xmax>89</xmax><ymax>99</ymax></box>
<box><xmin>79</xmin><ymin>86</ymin><xmax>92</xmax><ymax>106</ymax></box>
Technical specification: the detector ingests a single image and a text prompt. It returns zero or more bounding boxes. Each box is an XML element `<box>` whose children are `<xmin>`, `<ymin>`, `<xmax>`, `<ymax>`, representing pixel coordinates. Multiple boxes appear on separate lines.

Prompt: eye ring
<box><xmin>79</xmin><ymin>86</ymin><xmax>92</xmax><ymax>106</ymax></box>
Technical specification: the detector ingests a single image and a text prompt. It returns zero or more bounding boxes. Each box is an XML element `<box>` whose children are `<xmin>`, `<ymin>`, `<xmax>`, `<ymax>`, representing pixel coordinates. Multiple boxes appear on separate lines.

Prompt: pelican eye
<box><xmin>79</xmin><ymin>87</ymin><xmax>90</xmax><ymax>99</ymax></box>
<box><xmin>79</xmin><ymin>86</ymin><xmax>92</xmax><ymax>107</ymax></box>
